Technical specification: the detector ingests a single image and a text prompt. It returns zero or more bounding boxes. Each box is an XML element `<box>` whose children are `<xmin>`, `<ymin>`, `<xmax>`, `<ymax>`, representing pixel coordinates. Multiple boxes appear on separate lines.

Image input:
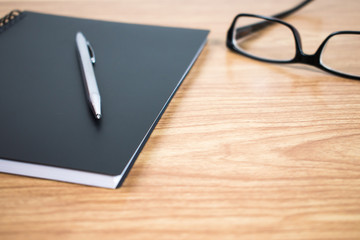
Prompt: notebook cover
<box><xmin>0</xmin><ymin>11</ymin><xmax>209</xmax><ymax>180</ymax></box>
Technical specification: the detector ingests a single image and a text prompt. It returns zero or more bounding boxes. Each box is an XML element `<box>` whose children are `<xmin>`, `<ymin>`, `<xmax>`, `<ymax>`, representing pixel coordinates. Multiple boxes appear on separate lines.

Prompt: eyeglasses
<box><xmin>226</xmin><ymin>0</ymin><xmax>360</xmax><ymax>80</ymax></box>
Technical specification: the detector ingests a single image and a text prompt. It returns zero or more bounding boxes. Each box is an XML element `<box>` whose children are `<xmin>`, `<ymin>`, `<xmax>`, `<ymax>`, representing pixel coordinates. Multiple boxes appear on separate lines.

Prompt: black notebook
<box><xmin>0</xmin><ymin>10</ymin><xmax>209</xmax><ymax>188</ymax></box>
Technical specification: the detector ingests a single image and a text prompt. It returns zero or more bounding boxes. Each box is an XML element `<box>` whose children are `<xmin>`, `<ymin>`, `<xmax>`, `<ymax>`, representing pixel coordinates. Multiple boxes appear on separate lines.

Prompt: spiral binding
<box><xmin>0</xmin><ymin>10</ymin><xmax>23</xmax><ymax>33</ymax></box>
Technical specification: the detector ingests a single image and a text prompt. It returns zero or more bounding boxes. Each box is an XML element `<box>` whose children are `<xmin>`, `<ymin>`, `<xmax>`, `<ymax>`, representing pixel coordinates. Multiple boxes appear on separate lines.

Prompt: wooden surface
<box><xmin>1</xmin><ymin>0</ymin><xmax>360</xmax><ymax>239</ymax></box>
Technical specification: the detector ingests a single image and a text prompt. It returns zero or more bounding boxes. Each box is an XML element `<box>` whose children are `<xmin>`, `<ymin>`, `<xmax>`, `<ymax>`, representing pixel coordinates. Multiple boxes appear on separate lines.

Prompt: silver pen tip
<box><xmin>96</xmin><ymin>114</ymin><xmax>101</xmax><ymax>119</ymax></box>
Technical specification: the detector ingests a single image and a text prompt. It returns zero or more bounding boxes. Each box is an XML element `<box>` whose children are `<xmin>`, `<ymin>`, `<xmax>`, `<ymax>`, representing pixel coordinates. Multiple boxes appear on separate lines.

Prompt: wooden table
<box><xmin>1</xmin><ymin>0</ymin><xmax>360</xmax><ymax>239</ymax></box>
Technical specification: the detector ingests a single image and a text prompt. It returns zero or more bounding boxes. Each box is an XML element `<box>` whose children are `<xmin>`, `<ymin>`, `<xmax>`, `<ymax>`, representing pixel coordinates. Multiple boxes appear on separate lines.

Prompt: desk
<box><xmin>1</xmin><ymin>0</ymin><xmax>360</xmax><ymax>239</ymax></box>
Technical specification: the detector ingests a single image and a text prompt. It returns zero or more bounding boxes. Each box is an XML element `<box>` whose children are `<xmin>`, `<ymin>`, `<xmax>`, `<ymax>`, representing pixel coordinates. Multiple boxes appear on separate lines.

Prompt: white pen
<box><xmin>75</xmin><ymin>32</ymin><xmax>102</xmax><ymax>120</ymax></box>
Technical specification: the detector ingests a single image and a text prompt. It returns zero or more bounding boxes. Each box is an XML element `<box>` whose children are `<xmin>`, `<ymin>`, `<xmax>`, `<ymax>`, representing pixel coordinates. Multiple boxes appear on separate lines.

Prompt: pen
<box><xmin>75</xmin><ymin>32</ymin><xmax>102</xmax><ymax>120</ymax></box>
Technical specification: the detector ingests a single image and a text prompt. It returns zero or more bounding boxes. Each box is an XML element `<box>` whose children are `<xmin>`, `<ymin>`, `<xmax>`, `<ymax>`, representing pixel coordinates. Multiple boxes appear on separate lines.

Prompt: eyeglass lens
<box><xmin>233</xmin><ymin>16</ymin><xmax>296</xmax><ymax>61</ymax></box>
<box><xmin>321</xmin><ymin>34</ymin><xmax>360</xmax><ymax>77</ymax></box>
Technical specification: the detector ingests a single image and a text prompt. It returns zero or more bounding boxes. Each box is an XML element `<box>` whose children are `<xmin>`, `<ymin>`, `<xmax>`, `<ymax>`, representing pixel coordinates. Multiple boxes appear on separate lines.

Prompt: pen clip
<box><xmin>86</xmin><ymin>41</ymin><xmax>96</xmax><ymax>64</ymax></box>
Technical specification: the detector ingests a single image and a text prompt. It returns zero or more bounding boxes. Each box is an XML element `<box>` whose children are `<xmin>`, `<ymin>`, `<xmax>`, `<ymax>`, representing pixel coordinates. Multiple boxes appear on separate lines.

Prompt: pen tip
<box><xmin>96</xmin><ymin>114</ymin><xmax>101</xmax><ymax>119</ymax></box>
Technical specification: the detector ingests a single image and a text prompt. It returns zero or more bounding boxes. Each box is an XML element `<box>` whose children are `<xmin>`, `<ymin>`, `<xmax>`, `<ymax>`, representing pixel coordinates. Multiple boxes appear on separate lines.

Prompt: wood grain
<box><xmin>1</xmin><ymin>0</ymin><xmax>360</xmax><ymax>239</ymax></box>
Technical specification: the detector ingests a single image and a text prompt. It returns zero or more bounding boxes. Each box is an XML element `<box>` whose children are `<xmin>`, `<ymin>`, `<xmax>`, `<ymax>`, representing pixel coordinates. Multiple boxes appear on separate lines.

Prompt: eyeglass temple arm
<box><xmin>235</xmin><ymin>0</ymin><xmax>313</xmax><ymax>40</ymax></box>
<box><xmin>272</xmin><ymin>0</ymin><xmax>313</xmax><ymax>19</ymax></box>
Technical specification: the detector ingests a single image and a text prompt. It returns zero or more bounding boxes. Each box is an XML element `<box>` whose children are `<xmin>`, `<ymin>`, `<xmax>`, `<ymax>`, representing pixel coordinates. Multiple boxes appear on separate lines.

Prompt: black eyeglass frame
<box><xmin>226</xmin><ymin>13</ymin><xmax>360</xmax><ymax>80</ymax></box>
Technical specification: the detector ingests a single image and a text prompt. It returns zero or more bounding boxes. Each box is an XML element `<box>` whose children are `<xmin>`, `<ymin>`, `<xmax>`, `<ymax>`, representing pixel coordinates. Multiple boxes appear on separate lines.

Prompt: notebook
<box><xmin>0</xmin><ymin>10</ymin><xmax>209</xmax><ymax>188</ymax></box>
